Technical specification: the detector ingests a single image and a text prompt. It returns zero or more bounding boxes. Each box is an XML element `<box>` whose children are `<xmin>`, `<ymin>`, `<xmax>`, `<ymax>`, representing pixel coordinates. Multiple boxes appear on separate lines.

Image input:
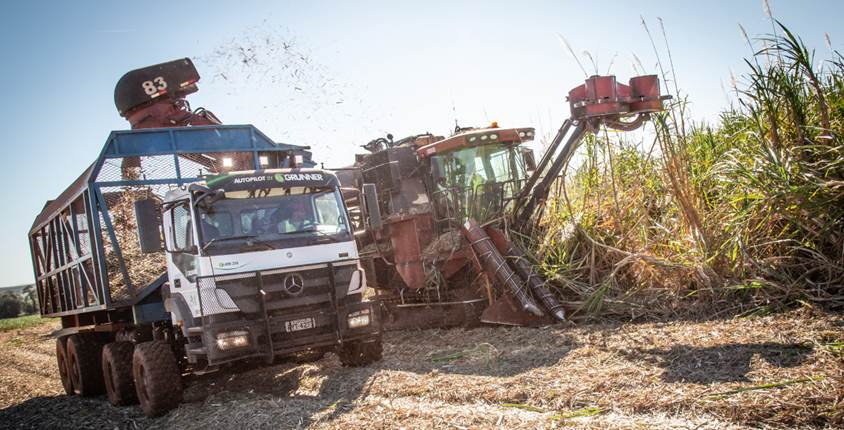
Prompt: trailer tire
<box><xmin>133</xmin><ymin>341</ymin><xmax>182</xmax><ymax>417</ymax></box>
<box><xmin>66</xmin><ymin>334</ymin><xmax>106</xmax><ymax>396</ymax></box>
<box><xmin>55</xmin><ymin>337</ymin><xmax>73</xmax><ymax>395</ymax></box>
<box><xmin>102</xmin><ymin>342</ymin><xmax>138</xmax><ymax>406</ymax></box>
<box><xmin>337</xmin><ymin>337</ymin><xmax>383</xmax><ymax>367</ymax></box>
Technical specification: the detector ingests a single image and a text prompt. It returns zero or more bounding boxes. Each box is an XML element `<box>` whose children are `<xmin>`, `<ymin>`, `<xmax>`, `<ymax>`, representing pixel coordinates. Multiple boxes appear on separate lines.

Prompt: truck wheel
<box><xmin>55</xmin><ymin>337</ymin><xmax>73</xmax><ymax>395</ymax></box>
<box><xmin>133</xmin><ymin>341</ymin><xmax>183</xmax><ymax>417</ymax></box>
<box><xmin>337</xmin><ymin>337</ymin><xmax>383</xmax><ymax>367</ymax></box>
<box><xmin>102</xmin><ymin>342</ymin><xmax>138</xmax><ymax>406</ymax></box>
<box><xmin>66</xmin><ymin>334</ymin><xmax>106</xmax><ymax>396</ymax></box>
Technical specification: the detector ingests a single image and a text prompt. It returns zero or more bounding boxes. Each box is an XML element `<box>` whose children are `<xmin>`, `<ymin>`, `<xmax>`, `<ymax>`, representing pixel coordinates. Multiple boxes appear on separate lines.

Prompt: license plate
<box><xmin>284</xmin><ymin>317</ymin><xmax>315</xmax><ymax>332</ymax></box>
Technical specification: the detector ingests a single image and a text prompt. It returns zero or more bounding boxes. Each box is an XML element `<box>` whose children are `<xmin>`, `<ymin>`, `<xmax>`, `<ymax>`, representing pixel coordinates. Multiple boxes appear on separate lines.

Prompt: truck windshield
<box><xmin>430</xmin><ymin>144</ymin><xmax>527</xmax><ymax>224</ymax></box>
<box><xmin>196</xmin><ymin>187</ymin><xmax>351</xmax><ymax>255</ymax></box>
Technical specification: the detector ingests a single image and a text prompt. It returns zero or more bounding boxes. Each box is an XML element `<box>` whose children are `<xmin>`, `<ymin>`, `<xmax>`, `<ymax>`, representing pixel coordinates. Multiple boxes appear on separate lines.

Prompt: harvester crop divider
<box><xmin>464</xmin><ymin>240</ymin><xmax>495</xmax><ymax>307</ymax></box>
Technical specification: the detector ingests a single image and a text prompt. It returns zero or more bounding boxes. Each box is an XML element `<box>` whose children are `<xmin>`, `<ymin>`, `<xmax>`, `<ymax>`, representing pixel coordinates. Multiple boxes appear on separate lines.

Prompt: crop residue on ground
<box><xmin>0</xmin><ymin>309</ymin><xmax>841</xmax><ymax>429</ymax></box>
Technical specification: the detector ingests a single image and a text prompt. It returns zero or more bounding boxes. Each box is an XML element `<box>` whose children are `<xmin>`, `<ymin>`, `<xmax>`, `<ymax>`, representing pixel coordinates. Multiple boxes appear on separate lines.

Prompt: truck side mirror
<box><xmin>135</xmin><ymin>199</ymin><xmax>163</xmax><ymax>253</ymax></box>
<box><xmin>362</xmin><ymin>183</ymin><xmax>382</xmax><ymax>230</ymax></box>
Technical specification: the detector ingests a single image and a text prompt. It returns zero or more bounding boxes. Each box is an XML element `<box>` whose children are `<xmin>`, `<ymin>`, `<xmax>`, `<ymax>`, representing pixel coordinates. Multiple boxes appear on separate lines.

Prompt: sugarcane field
<box><xmin>0</xmin><ymin>2</ymin><xmax>842</xmax><ymax>429</ymax></box>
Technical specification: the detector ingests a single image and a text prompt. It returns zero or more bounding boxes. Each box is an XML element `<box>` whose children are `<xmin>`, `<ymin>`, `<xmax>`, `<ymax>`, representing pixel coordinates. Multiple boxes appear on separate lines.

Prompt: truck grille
<box><xmin>208</xmin><ymin>262</ymin><xmax>357</xmax><ymax>317</ymax></box>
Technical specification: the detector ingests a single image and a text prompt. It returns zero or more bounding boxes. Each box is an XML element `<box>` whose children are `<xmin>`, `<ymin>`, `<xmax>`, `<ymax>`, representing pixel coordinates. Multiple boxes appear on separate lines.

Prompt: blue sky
<box><xmin>0</xmin><ymin>0</ymin><xmax>840</xmax><ymax>286</ymax></box>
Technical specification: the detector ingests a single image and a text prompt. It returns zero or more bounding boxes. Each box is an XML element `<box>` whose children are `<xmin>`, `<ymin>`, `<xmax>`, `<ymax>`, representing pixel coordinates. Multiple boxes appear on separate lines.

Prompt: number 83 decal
<box><xmin>142</xmin><ymin>76</ymin><xmax>168</xmax><ymax>96</ymax></box>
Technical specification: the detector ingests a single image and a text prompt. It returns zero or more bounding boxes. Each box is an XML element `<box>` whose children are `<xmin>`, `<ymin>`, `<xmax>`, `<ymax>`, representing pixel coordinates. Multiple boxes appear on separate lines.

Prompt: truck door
<box><xmin>163</xmin><ymin>200</ymin><xmax>201</xmax><ymax>316</ymax></box>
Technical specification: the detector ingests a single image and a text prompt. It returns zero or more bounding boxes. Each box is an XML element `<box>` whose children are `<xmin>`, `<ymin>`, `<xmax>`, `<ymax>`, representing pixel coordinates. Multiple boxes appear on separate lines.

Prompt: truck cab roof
<box><xmin>163</xmin><ymin>168</ymin><xmax>340</xmax><ymax>203</ymax></box>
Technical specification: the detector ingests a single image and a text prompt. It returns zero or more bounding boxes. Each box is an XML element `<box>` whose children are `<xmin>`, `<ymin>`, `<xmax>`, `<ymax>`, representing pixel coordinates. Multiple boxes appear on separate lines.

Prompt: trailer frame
<box><xmin>29</xmin><ymin>125</ymin><xmax>313</xmax><ymax>321</ymax></box>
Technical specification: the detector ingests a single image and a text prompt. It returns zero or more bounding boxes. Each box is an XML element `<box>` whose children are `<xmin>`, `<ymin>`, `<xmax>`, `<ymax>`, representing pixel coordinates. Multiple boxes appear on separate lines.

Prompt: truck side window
<box><xmin>172</xmin><ymin>204</ymin><xmax>193</xmax><ymax>251</ymax></box>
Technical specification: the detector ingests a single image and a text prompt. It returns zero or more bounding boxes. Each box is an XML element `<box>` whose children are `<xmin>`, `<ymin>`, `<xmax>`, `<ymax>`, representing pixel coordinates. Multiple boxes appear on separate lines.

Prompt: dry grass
<box><xmin>1</xmin><ymin>310</ymin><xmax>841</xmax><ymax>429</ymax></box>
<box><xmin>532</xmin><ymin>21</ymin><xmax>844</xmax><ymax>321</ymax></box>
<box><xmin>0</xmin><ymin>320</ymin><xmax>65</xmax><ymax>410</ymax></box>
<box><xmin>422</xmin><ymin>230</ymin><xmax>465</xmax><ymax>260</ymax></box>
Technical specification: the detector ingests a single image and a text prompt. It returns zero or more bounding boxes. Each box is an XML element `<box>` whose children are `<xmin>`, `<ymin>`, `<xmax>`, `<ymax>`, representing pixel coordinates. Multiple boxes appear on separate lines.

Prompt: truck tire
<box><xmin>102</xmin><ymin>342</ymin><xmax>138</xmax><ymax>406</ymax></box>
<box><xmin>55</xmin><ymin>337</ymin><xmax>73</xmax><ymax>395</ymax></box>
<box><xmin>66</xmin><ymin>334</ymin><xmax>106</xmax><ymax>396</ymax></box>
<box><xmin>337</xmin><ymin>337</ymin><xmax>383</xmax><ymax>367</ymax></box>
<box><xmin>133</xmin><ymin>341</ymin><xmax>183</xmax><ymax>417</ymax></box>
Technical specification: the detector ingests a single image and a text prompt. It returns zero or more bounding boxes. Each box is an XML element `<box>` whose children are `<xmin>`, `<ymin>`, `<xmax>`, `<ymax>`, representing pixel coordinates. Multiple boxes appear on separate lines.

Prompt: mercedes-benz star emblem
<box><xmin>282</xmin><ymin>273</ymin><xmax>305</xmax><ymax>296</ymax></box>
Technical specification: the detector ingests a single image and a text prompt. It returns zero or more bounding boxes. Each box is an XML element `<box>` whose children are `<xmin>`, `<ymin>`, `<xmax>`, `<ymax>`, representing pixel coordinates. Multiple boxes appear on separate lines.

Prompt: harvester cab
<box><xmin>342</xmin><ymin>74</ymin><xmax>669</xmax><ymax>329</ymax></box>
<box><xmin>416</xmin><ymin>125</ymin><xmax>537</xmax><ymax>229</ymax></box>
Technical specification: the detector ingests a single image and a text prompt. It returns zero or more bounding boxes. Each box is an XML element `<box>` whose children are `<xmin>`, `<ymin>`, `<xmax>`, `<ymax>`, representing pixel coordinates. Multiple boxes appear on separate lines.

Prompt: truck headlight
<box><xmin>347</xmin><ymin>309</ymin><xmax>371</xmax><ymax>329</ymax></box>
<box><xmin>215</xmin><ymin>330</ymin><xmax>250</xmax><ymax>351</ymax></box>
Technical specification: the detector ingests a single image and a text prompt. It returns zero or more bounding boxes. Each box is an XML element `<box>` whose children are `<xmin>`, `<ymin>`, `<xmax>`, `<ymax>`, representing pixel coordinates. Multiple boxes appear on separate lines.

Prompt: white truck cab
<box><xmin>155</xmin><ymin>168</ymin><xmax>382</xmax><ymax>366</ymax></box>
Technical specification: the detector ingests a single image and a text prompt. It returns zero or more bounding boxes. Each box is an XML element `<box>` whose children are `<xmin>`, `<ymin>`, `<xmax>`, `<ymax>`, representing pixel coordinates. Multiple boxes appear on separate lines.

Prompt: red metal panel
<box><xmin>416</xmin><ymin>127</ymin><xmax>535</xmax><ymax>158</ymax></box>
<box><xmin>567</xmin><ymin>74</ymin><xmax>670</xmax><ymax>121</ymax></box>
<box><xmin>628</xmin><ymin>75</ymin><xmax>665</xmax><ymax>112</ymax></box>
<box><xmin>389</xmin><ymin>215</ymin><xmax>434</xmax><ymax>289</ymax></box>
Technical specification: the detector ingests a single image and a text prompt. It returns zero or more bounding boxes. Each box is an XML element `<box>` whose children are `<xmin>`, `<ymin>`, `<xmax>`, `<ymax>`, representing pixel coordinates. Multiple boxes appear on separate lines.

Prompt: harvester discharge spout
<box><xmin>114</xmin><ymin>58</ymin><xmax>221</xmax><ymax>130</ymax></box>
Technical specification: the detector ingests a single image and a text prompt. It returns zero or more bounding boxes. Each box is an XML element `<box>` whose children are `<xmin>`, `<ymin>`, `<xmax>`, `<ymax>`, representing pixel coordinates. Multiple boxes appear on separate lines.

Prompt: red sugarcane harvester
<box><xmin>339</xmin><ymin>75</ymin><xmax>671</xmax><ymax>329</ymax></box>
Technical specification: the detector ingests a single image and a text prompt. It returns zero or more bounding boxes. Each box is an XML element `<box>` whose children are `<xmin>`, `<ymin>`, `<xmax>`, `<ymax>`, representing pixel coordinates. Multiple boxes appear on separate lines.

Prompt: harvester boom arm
<box><xmin>511</xmin><ymin>119</ymin><xmax>571</xmax><ymax>213</ymax></box>
<box><xmin>511</xmin><ymin>120</ymin><xmax>587</xmax><ymax>230</ymax></box>
<box><xmin>510</xmin><ymin>74</ymin><xmax>670</xmax><ymax>230</ymax></box>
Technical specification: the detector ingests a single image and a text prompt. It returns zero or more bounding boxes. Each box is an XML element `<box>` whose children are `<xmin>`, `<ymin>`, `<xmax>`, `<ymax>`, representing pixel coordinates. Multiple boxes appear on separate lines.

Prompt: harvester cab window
<box><xmin>488</xmin><ymin>151</ymin><xmax>511</xmax><ymax>181</ymax></box>
<box><xmin>436</xmin><ymin>145</ymin><xmax>524</xmax><ymax>190</ymax></box>
<box><xmin>431</xmin><ymin>144</ymin><xmax>529</xmax><ymax>223</ymax></box>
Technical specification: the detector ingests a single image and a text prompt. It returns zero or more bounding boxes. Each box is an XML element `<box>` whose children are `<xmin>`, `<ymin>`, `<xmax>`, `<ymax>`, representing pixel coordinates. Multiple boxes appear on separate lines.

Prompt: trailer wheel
<box><xmin>337</xmin><ymin>337</ymin><xmax>383</xmax><ymax>367</ymax></box>
<box><xmin>55</xmin><ymin>337</ymin><xmax>73</xmax><ymax>395</ymax></box>
<box><xmin>133</xmin><ymin>341</ymin><xmax>183</xmax><ymax>417</ymax></box>
<box><xmin>102</xmin><ymin>342</ymin><xmax>138</xmax><ymax>406</ymax></box>
<box><xmin>66</xmin><ymin>334</ymin><xmax>106</xmax><ymax>396</ymax></box>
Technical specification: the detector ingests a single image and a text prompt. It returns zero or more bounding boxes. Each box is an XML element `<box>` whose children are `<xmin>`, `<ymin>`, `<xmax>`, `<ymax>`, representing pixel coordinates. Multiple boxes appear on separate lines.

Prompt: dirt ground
<box><xmin>0</xmin><ymin>309</ymin><xmax>841</xmax><ymax>430</ymax></box>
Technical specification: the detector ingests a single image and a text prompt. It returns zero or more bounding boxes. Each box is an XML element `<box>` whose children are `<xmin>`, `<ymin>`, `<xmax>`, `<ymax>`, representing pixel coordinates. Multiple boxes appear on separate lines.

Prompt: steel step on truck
<box><xmin>28</xmin><ymin>59</ymin><xmax>383</xmax><ymax>417</ymax></box>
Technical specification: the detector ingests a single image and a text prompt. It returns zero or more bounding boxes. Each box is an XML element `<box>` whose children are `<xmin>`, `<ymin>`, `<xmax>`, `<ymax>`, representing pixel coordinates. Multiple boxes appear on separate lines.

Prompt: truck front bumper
<box><xmin>191</xmin><ymin>298</ymin><xmax>381</xmax><ymax>366</ymax></box>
